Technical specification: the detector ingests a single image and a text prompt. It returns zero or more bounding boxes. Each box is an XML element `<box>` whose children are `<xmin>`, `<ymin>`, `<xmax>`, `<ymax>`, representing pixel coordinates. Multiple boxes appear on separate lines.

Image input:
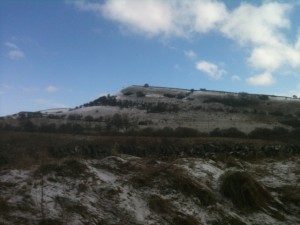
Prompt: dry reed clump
<box><xmin>172</xmin><ymin>214</ymin><xmax>201</xmax><ymax>225</ymax></box>
<box><xmin>132</xmin><ymin>162</ymin><xmax>216</xmax><ymax>206</ymax></box>
<box><xmin>130</xmin><ymin>164</ymin><xmax>168</xmax><ymax>187</ymax></box>
<box><xmin>148</xmin><ymin>194</ymin><xmax>174</xmax><ymax>215</ymax></box>
<box><xmin>166</xmin><ymin>168</ymin><xmax>216</xmax><ymax>206</ymax></box>
<box><xmin>34</xmin><ymin>159</ymin><xmax>88</xmax><ymax>178</ymax></box>
<box><xmin>219</xmin><ymin>171</ymin><xmax>276</xmax><ymax>211</ymax></box>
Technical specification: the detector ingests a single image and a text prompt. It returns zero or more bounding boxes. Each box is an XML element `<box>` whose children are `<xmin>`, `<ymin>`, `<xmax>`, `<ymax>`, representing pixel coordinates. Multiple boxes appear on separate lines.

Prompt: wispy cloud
<box><xmin>231</xmin><ymin>75</ymin><xmax>241</xmax><ymax>81</ymax></box>
<box><xmin>8</xmin><ymin>50</ymin><xmax>25</xmax><ymax>59</ymax></box>
<box><xmin>5</xmin><ymin>42</ymin><xmax>18</xmax><ymax>49</ymax></box>
<box><xmin>45</xmin><ymin>85</ymin><xmax>59</xmax><ymax>93</ymax></box>
<box><xmin>196</xmin><ymin>60</ymin><xmax>226</xmax><ymax>80</ymax></box>
<box><xmin>184</xmin><ymin>50</ymin><xmax>197</xmax><ymax>59</ymax></box>
<box><xmin>5</xmin><ymin>41</ymin><xmax>25</xmax><ymax>59</ymax></box>
<box><xmin>246</xmin><ymin>72</ymin><xmax>276</xmax><ymax>86</ymax></box>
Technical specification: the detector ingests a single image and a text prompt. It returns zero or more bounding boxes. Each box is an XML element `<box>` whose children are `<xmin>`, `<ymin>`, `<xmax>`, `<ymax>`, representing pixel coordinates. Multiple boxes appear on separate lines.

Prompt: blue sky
<box><xmin>1</xmin><ymin>0</ymin><xmax>300</xmax><ymax>116</ymax></box>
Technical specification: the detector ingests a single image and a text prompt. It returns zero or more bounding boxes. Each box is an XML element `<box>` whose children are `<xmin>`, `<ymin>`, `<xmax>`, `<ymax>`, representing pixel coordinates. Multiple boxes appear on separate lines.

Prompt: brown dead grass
<box><xmin>219</xmin><ymin>171</ymin><xmax>275</xmax><ymax>211</ymax></box>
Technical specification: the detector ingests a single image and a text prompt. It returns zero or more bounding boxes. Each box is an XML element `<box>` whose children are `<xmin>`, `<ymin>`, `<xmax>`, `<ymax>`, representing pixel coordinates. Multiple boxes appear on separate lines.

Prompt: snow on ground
<box><xmin>40</xmin><ymin>108</ymin><xmax>69</xmax><ymax>114</ymax></box>
<box><xmin>0</xmin><ymin>156</ymin><xmax>299</xmax><ymax>225</ymax></box>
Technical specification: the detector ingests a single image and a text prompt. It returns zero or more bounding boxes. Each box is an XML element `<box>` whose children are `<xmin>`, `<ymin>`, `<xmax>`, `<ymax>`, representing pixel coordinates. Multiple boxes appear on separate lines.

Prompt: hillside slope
<box><xmin>1</xmin><ymin>85</ymin><xmax>300</xmax><ymax>139</ymax></box>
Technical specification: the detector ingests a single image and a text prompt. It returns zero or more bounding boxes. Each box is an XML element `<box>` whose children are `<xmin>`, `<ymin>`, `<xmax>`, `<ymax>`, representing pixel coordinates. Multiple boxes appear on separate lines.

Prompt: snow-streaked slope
<box><xmin>0</xmin><ymin>155</ymin><xmax>299</xmax><ymax>225</ymax></box>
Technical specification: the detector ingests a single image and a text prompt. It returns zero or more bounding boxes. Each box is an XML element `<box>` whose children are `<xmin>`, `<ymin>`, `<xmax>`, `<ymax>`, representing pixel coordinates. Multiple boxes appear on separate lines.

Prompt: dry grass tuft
<box><xmin>148</xmin><ymin>195</ymin><xmax>174</xmax><ymax>215</ymax></box>
<box><xmin>219</xmin><ymin>171</ymin><xmax>275</xmax><ymax>211</ymax></box>
<box><xmin>35</xmin><ymin>159</ymin><xmax>88</xmax><ymax>178</ymax></box>
<box><xmin>132</xmin><ymin>162</ymin><xmax>216</xmax><ymax>206</ymax></box>
<box><xmin>166</xmin><ymin>168</ymin><xmax>216</xmax><ymax>206</ymax></box>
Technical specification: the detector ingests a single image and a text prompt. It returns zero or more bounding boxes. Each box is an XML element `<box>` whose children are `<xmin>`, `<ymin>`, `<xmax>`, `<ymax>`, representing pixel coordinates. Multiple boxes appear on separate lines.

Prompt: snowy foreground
<box><xmin>0</xmin><ymin>155</ymin><xmax>299</xmax><ymax>225</ymax></box>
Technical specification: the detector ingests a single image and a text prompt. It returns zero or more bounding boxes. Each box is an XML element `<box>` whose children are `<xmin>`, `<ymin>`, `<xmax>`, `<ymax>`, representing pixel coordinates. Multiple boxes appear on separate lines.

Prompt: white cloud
<box><xmin>231</xmin><ymin>75</ymin><xmax>241</xmax><ymax>81</ymax></box>
<box><xmin>196</xmin><ymin>60</ymin><xmax>226</xmax><ymax>80</ymax></box>
<box><xmin>94</xmin><ymin>0</ymin><xmax>176</xmax><ymax>37</ymax></box>
<box><xmin>248</xmin><ymin>44</ymin><xmax>300</xmax><ymax>71</ymax></box>
<box><xmin>46</xmin><ymin>85</ymin><xmax>59</xmax><ymax>93</ymax></box>
<box><xmin>246</xmin><ymin>72</ymin><xmax>276</xmax><ymax>86</ymax></box>
<box><xmin>248</xmin><ymin>46</ymin><xmax>284</xmax><ymax>71</ymax></box>
<box><xmin>73</xmin><ymin>1</ymin><xmax>300</xmax><ymax>74</ymax></box>
<box><xmin>5</xmin><ymin>41</ymin><xmax>25</xmax><ymax>59</ymax></box>
<box><xmin>296</xmin><ymin>34</ymin><xmax>300</xmax><ymax>50</ymax></box>
<box><xmin>221</xmin><ymin>2</ymin><xmax>300</xmax><ymax>72</ymax></box>
<box><xmin>74</xmin><ymin>0</ymin><xmax>228</xmax><ymax>37</ymax></box>
<box><xmin>71</xmin><ymin>0</ymin><xmax>102</xmax><ymax>13</ymax></box>
<box><xmin>193</xmin><ymin>0</ymin><xmax>228</xmax><ymax>33</ymax></box>
<box><xmin>221</xmin><ymin>2</ymin><xmax>291</xmax><ymax>46</ymax></box>
<box><xmin>8</xmin><ymin>50</ymin><xmax>25</xmax><ymax>59</ymax></box>
<box><xmin>184</xmin><ymin>50</ymin><xmax>197</xmax><ymax>59</ymax></box>
<box><xmin>35</xmin><ymin>99</ymin><xmax>67</xmax><ymax>108</ymax></box>
<box><xmin>5</xmin><ymin>42</ymin><xmax>18</xmax><ymax>49</ymax></box>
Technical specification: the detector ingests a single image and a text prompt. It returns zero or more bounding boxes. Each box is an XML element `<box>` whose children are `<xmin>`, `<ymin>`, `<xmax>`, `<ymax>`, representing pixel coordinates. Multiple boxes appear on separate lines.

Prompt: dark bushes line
<box><xmin>204</xmin><ymin>96</ymin><xmax>259</xmax><ymax>107</ymax></box>
<box><xmin>1</xmin><ymin>119</ymin><xmax>300</xmax><ymax>142</ymax></box>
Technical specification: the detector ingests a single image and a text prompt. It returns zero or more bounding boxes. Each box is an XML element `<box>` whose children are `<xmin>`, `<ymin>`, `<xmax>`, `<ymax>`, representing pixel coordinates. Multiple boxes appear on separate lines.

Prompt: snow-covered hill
<box><xmin>1</xmin><ymin>85</ymin><xmax>300</xmax><ymax>136</ymax></box>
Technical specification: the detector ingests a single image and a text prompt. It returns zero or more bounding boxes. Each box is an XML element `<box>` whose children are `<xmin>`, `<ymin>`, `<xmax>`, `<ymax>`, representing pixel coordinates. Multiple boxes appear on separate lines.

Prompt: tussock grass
<box><xmin>35</xmin><ymin>159</ymin><xmax>88</xmax><ymax>178</ymax></box>
<box><xmin>172</xmin><ymin>214</ymin><xmax>200</xmax><ymax>225</ymax></box>
<box><xmin>219</xmin><ymin>171</ymin><xmax>275</xmax><ymax>211</ymax></box>
<box><xmin>132</xmin><ymin>162</ymin><xmax>216</xmax><ymax>206</ymax></box>
<box><xmin>166</xmin><ymin>168</ymin><xmax>216</xmax><ymax>206</ymax></box>
<box><xmin>148</xmin><ymin>195</ymin><xmax>173</xmax><ymax>214</ymax></box>
<box><xmin>225</xmin><ymin>157</ymin><xmax>243</xmax><ymax>169</ymax></box>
